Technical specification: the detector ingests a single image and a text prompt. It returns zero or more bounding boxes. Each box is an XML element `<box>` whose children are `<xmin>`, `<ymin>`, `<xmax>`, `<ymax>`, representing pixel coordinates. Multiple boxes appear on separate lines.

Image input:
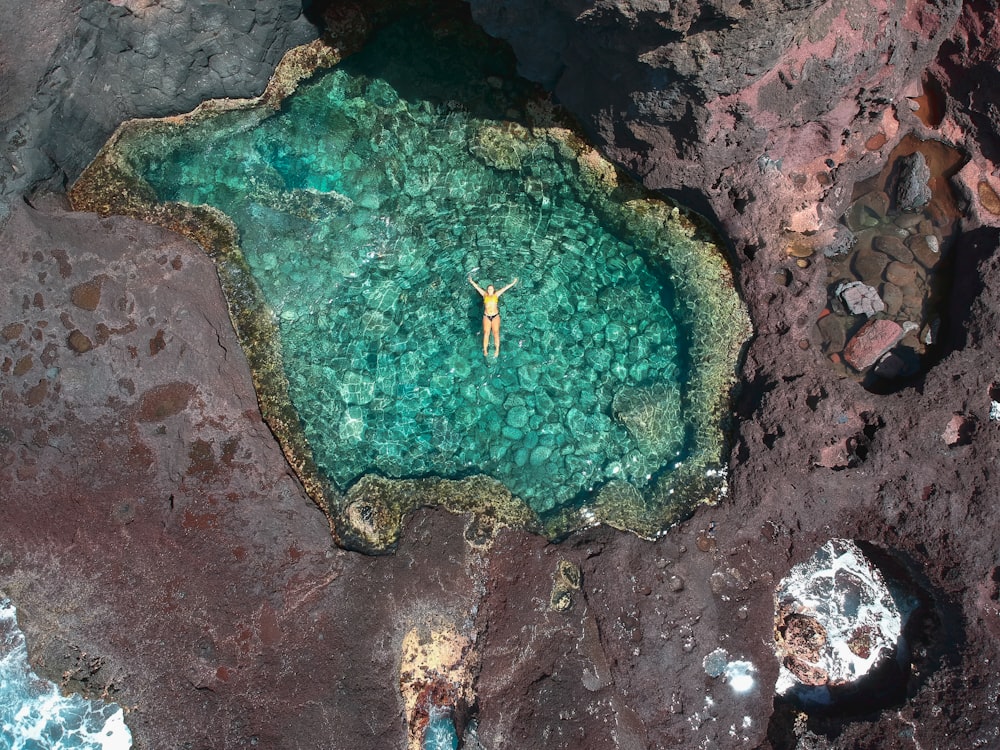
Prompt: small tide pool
<box><xmin>71</xmin><ymin>7</ymin><xmax>749</xmax><ymax>544</ymax></box>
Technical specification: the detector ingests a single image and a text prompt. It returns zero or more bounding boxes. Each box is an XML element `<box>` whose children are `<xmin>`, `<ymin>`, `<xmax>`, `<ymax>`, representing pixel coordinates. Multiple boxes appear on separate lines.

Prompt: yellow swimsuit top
<box><xmin>483</xmin><ymin>294</ymin><xmax>499</xmax><ymax>306</ymax></box>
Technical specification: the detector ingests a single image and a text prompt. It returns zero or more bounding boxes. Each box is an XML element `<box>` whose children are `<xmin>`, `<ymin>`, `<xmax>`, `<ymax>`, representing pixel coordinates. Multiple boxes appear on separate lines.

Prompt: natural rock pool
<box><xmin>70</xmin><ymin>10</ymin><xmax>750</xmax><ymax>547</ymax></box>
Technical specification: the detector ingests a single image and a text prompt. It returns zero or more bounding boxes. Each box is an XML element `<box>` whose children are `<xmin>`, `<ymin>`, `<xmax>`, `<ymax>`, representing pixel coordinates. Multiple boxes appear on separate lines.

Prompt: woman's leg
<box><xmin>482</xmin><ymin>317</ymin><xmax>490</xmax><ymax>356</ymax></box>
<box><xmin>491</xmin><ymin>316</ymin><xmax>501</xmax><ymax>357</ymax></box>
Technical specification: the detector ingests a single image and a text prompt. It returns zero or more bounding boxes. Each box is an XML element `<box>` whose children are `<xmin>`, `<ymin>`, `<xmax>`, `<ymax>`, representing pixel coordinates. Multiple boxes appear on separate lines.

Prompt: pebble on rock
<box><xmin>67</xmin><ymin>329</ymin><xmax>94</xmax><ymax>353</ymax></box>
<box><xmin>816</xmin><ymin>438</ymin><xmax>852</xmax><ymax>469</ymax></box>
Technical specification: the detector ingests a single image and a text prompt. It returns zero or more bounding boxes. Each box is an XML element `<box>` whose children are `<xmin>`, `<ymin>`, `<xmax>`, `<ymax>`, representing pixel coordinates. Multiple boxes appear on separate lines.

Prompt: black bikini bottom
<box><xmin>484</xmin><ymin>313</ymin><xmax>500</xmax><ymax>321</ymax></box>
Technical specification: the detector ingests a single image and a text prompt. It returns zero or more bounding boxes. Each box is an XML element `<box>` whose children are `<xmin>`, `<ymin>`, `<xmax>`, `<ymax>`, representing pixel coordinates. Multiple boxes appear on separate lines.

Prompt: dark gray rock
<box><xmin>1</xmin><ymin>0</ymin><xmax>316</xmax><ymax>224</ymax></box>
<box><xmin>820</xmin><ymin>224</ymin><xmax>858</xmax><ymax>257</ymax></box>
<box><xmin>468</xmin><ymin>0</ymin><xmax>962</xmax><ymax>262</ymax></box>
<box><xmin>896</xmin><ymin>152</ymin><xmax>933</xmax><ymax>212</ymax></box>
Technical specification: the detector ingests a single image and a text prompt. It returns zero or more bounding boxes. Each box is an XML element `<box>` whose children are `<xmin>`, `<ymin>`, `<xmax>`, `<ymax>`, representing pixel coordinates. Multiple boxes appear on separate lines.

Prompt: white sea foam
<box><xmin>774</xmin><ymin>539</ymin><xmax>906</xmax><ymax>696</ymax></box>
<box><xmin>0</xmin><ymin>598</ymin><xmax>133</xmax><ymax>750</ymax></box>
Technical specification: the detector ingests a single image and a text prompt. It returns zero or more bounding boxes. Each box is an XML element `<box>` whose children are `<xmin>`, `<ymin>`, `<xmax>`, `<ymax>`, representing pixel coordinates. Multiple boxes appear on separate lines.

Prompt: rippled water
<box><xmin>129</xmin><ymin>16</ymin><xmax>703</xmax><ymax>516</ymax></box>
<box><xmin>423</xmin><ymin>710</ymin><xmax>459</xmax><ymax>750</ymax></box>
<box><xmin>0</xmin><ymin>599</ymin><xmax>132</xmax><ymax>750</ymax></box>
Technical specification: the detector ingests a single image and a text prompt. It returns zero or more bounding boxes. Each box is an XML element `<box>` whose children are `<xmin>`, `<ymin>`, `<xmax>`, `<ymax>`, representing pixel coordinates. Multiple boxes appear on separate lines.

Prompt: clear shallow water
<box><xmin>131</xmin><ymin>18</ymin><xmax>696</xmax><ymax>515</ymax></box>
<box><xmin>0</xmin><ymin>599</ymin><xmax>132</xmax><ymax>750</ymax></box>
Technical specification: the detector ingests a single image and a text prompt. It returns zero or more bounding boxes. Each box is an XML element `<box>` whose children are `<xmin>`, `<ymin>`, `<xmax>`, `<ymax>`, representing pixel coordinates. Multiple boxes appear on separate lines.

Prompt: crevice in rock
<box><xmin>811</xmin><ymin>136</ymin><xmax>969</xmax><ymax>395</ymax></box>
<box><xmin>942</xmin><ymin>225</ymin><xmax>1000</xmax><ymax>351</ymax></box>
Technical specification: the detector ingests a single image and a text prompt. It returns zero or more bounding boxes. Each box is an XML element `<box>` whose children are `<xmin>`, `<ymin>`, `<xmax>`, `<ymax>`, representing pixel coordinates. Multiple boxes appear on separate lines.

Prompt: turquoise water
<box><xmin>0</xmin><ymin>598</ymin><xmax>132</xmax><ymax>749</ymax></box>
<box><xmin>131</xmin><ymin>17</ymin><xmax>695</xmax><ymax>515</ymax></box>
<box><xmin>423</xmin><ymin>710</ymin><xmax>459</xmax><ymax>750</ymax></box>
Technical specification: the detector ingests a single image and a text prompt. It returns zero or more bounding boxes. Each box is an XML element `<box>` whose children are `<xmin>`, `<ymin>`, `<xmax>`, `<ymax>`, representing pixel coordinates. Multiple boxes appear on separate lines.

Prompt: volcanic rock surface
<box><xmin>2</xmin><ymin>1</ymin><xmax>1000</xmax><ymax>749</ymax></box>
<box><xmin>0</xmin><ymin>0</ymin><xmax>315</xmax><ymax>222</ymax></box>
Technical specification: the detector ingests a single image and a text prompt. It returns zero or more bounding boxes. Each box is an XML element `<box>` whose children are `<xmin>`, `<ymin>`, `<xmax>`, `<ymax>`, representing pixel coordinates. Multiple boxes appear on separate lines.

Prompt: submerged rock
<box><xmin>836</xmin><ymin>281</ymin><xmax>885</xmax><ymax>318</ymax></box>
<box><xmin>851</xmin><ymin>247</ymin><xmax>891</xmax><ymax>283</ymax></box>
<box><xmin>908</xmin><ymin>233</ymin><xmax>942</xmax><ymax>268</ymax></box>
<box><xmin>611</xmin><ymin>382</ymin><xmax>683</xmax><ymax>458</ymax></box>
<box><xmin>844</xmin><ymin>191</ymin><xmax>890</xmax><ymax>231</ymax></box>
<box><xmin>873</xmin><ymin>234</ymin><xmax>914</xmax><ymax>264</ymax></box>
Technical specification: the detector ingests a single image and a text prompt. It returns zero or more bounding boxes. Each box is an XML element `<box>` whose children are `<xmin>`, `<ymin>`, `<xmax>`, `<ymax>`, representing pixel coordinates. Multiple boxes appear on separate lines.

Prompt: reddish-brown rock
<box><xmin>3</xmin><ymin>1</ymin><xmax>1000</xmax><ymax>749</ymax></box>
<box><xmin>942</xmin><ymin>413</ymin><xmax>974</xmax><ymax>446</ymax></box>
<box><xmin>843</xmin><ymin>318</ymin><xmax>906</xmax><ymax>370</ymax></box>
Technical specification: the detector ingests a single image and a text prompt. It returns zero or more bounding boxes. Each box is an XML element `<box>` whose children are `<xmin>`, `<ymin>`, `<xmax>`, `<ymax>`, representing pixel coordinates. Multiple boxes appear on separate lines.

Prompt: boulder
<box><xmin>896</xmin><ymin>152</ymin><xmax>932</xmax><ymax>212</ymax></box>
<box><xmin>843</xmin><ymin>318</ymin><xmax>905</xmax><ymax>370</ymax></box>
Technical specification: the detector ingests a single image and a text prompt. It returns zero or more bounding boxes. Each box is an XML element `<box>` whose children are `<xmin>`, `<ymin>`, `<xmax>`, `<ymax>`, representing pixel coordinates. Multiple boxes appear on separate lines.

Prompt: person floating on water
<box><xmin>468</xmin><ymin>275</ymin><xmax>518</xmax><ymax>357</ymax></box>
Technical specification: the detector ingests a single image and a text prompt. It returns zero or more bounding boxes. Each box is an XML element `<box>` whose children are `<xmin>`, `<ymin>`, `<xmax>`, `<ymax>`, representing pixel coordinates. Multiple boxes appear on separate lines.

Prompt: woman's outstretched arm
<box><xmin>497</xmin><ymin>277</ymin><xmax>519</xmax><ymax>295</ymax></box>
<box><xmin>468</xmin><ymin>276</ymin><xmax>486</xmax><ymax>296</ymax></box>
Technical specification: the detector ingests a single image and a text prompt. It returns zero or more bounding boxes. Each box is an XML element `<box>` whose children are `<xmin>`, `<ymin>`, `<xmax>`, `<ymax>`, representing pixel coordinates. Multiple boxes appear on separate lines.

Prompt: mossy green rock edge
<box><xmin>69</xmin><ymin>34</ymin><xmax>751</xmax><ymax>554</ymax></box>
